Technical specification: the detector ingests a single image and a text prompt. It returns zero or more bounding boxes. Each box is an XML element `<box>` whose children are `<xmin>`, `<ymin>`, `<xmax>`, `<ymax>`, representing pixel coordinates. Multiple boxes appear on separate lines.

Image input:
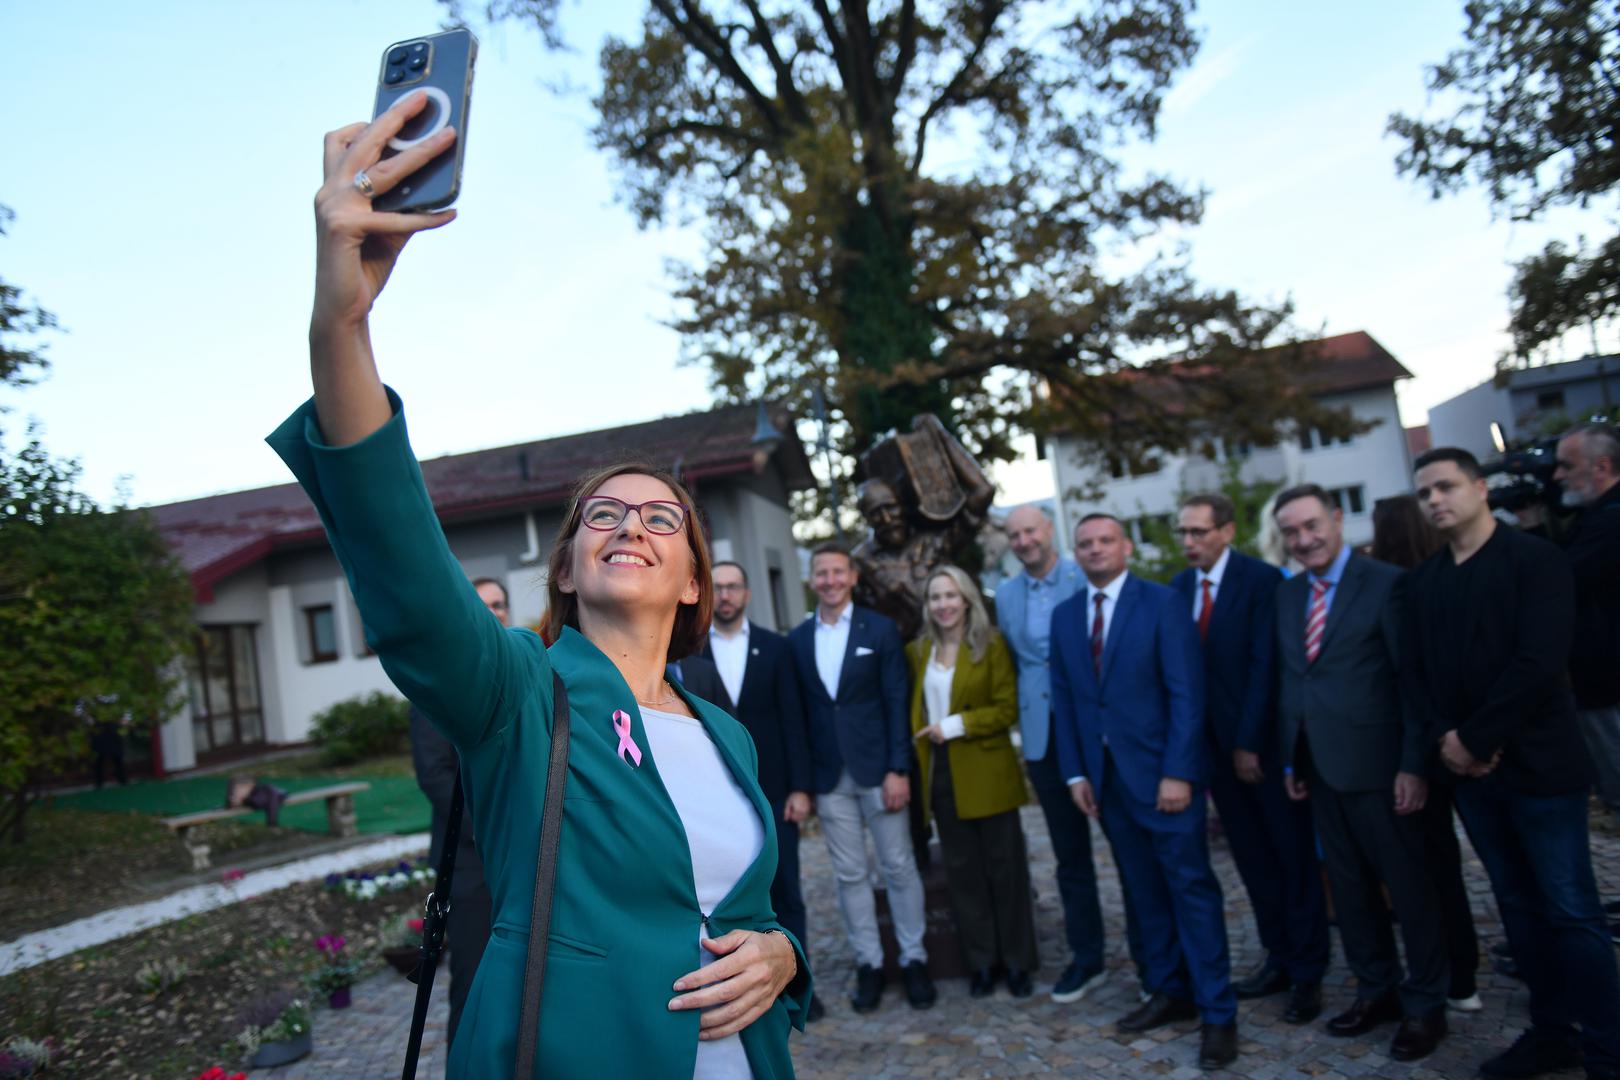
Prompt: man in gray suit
<box><xmin>996</xmin><ymin>504</ymin><xmax>1112</xmax><ymax>1002</ymax></box>
<box><xmin>1273</xmin><ymin>484</ymin><xmax>1449</xmax><ymax>1063</ymax></box>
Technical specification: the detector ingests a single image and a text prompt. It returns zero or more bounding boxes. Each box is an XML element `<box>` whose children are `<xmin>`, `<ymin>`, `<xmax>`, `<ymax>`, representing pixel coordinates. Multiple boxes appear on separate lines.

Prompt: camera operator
<box><xmin>1552</xmin><ymin>422</ymin><xmax>1620</xmax><ymax>835</ymax></box>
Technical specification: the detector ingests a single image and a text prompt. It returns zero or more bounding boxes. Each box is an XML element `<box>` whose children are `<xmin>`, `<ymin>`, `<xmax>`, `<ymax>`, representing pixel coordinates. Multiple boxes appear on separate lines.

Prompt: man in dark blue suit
<box><xmin>698</xmin><ymin>560</ymin><xmax>821</xmax><ymax>1020</ymax></box>
<box><xmin>788</xmin><ymin>542</ymin><xmax>935</xmax><ymax>1014</ymax></box>
<box><xmin>1053</xmin><ymin>513</ymin><xmax>1238</xmax><ymax>1070</ymax></box>
<box><xmin>1170</xmin><ymin>494</ymin><xmax>1329</xmax><ymax>1024</ymax></box>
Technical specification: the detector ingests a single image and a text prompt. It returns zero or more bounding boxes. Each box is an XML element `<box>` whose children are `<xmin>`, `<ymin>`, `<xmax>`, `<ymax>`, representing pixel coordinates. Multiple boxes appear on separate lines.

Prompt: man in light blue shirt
<box><xmin>995</xmin><ymin>505</ymin><xmax>1110</xmax><ymax>1002</ymax></box>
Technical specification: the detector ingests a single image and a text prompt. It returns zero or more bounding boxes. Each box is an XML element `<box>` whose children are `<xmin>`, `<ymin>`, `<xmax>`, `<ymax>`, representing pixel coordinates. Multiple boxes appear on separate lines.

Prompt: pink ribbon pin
<box><xmin>612</xmin><ymin>710</ymin><xmax>643</xmax><ymax>768</ymax></box>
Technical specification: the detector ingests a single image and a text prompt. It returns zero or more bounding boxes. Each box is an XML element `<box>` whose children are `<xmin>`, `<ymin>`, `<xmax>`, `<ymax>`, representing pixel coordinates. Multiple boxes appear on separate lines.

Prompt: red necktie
<box><xmin>1197</xmin><ymin>578</ymin><xmax>1214</xmax><ymax>642</ymax></box>
<box><xmin>1091</xmin><ymin>592</ymin><xmax>1106</xmax><ymax>675</ymax></box>
<box><xmin>1304</xmin><ymin>579</ymin><xmax>1329</xmax><ymax>663</ymax></box>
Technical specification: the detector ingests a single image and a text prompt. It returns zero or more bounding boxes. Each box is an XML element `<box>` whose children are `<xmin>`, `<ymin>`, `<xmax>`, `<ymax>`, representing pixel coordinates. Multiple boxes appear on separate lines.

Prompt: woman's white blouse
<box><xmin>641</xmin><ymin>706</ymin><xmax>767</xmax><ymax>1080</ymax></box>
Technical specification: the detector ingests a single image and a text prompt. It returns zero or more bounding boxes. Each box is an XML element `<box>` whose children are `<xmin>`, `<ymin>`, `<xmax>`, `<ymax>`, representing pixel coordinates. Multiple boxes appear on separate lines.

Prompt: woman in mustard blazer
<box><xmin>277</xmin><ymin>101</ymin><xmax>809</xmax><ymax>1078</ymax></box>
<box><xmin>908</xmin><ymin>565</ymin><xmax>1038</xmax><ymax>998</ymax></box>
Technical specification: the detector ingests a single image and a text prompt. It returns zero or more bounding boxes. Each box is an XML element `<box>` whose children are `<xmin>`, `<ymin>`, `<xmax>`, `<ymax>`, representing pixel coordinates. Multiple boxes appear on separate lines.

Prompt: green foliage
<box><xmin>1128</xmin><ymin>457</ymin><xmax>1282</xmax><ymax>584</ymax></box>
<box><xmin>459</xmin><ymin>1</ymin><xmax>1352</xmax><ymax>530</ymax></box>
<box><xmin>308</xmin><ymin>692</ymin><xmax>411</xmax><ymax>766</ymax></box>
<box><xmin>0</xmin><ymin>204</ymin><xmax>58</xmax><ymax>392</ymax></box>
<box><xmin>1389</xmin><ymin>0</ymin><xmax>1618</xmax><ymax>358</ymax></box>
<box><xmin>0</xmin><ymin>429</ymin><xmax>193</xmax><ymax>843</ymax></box>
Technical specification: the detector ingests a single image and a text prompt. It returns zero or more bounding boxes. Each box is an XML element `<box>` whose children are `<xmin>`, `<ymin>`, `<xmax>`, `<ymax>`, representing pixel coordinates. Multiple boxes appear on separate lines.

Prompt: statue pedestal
<box><xmin>873</xmin><ymin>841</ymin><xmax>966</xmax><ymax>981</ymax></box>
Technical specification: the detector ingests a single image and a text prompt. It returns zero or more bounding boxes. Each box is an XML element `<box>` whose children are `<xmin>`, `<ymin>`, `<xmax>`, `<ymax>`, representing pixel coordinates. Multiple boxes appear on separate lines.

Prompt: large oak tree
<box><xmin>458</xmin><ymin>1</ymin><xmax>1350</xmax><ymax>506</ymax></box>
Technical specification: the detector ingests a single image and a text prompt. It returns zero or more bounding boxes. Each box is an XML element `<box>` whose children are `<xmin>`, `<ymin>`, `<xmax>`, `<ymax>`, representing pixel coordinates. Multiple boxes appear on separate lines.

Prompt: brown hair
<box><xmin>543</xmin><ymin>461</ymin><xmax>714</xmax><ymax>661</ymax></box>
<box><xmin>1273</xmin><ymin>483</ymin><xmax>1333</xmax><ymax>517</ymax></box>
<box><xmin>1182</xmin><ymin>493</ymin><xmax>1235</xmax><ymax>528</ymax></box>
<box><xmin>1369</xmin><ymin>495</ymin><xmax>1443</xmax><ymax>570</ymax></box>
<box><xmin>810</xmin><ymin>541</ymin><xmax>852</xmax><ymax>568</ymax></box>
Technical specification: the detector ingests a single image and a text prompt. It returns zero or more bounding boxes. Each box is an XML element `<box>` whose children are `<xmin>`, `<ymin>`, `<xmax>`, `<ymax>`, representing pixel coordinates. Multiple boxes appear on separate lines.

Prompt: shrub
<box><xmin>308</xmin><ymin>692</ymin><xmax>410</xmax><ymax>765</ymax></box>
<box><xmin>132</xmin><ymin>957</ymin><xmax>189</xmax><ymax>995</ymax></box>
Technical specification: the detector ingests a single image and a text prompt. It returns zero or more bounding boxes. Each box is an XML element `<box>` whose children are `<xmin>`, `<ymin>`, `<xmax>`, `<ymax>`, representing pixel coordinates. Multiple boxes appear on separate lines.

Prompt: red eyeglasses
<box><xmin>578</xmin><ymin>495</ymin><xmax>689</xmax><ymax>536</ymax></box>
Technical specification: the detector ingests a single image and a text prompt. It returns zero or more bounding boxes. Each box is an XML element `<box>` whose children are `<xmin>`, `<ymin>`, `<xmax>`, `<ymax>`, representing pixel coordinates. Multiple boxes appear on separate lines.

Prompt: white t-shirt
<box><xmin>641</xmin><ymin>707</ymin><xmax>767</xmax><ymax>1080</ymax></box>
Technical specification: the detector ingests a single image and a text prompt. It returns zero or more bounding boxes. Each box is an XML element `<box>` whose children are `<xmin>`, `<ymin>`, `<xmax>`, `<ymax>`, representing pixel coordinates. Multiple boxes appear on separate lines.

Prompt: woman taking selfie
<box><xmin>907</xmin><ymin>565</ymin><xmax>1037</xmax><ymax>997</ymax></box>
<box><xmin>268</xmin><ymin>93</ymin><xmax>808</xmax><ymax>1079</ymax></box>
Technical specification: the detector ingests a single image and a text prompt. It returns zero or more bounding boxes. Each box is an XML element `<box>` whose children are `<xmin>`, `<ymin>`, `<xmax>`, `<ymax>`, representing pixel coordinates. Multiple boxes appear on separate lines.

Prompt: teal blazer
<box><xmin>268</xmin><ymin>392</ymin><xmax>810</xmax><ymax>1079</ymax></box>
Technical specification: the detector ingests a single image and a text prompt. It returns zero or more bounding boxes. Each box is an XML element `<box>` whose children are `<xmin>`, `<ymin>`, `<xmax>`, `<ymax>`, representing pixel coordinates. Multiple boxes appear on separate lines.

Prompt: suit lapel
<box><xmin>795</xmin><ymin>621</ymin><xmax>833</xmax><ymax>705</ymax></box>
<box><xmin>1281</xmin><ymin>574</ymin><xmax>1308</xmax><ymax>667</ymax></box>
<box><xmin>1315</xmin><ymin>555</ymin><xmax>1363</xmax><ymax>661</ymax></box>
<box><xmin>1100</xmin><ymin>576</ymin><xmax>1140</xmax><ymax>685</ymax></box>
<box><xmin>836</xmin><ymin>609</ymin><xmax>864</xmax><ymax>700</ymax></box>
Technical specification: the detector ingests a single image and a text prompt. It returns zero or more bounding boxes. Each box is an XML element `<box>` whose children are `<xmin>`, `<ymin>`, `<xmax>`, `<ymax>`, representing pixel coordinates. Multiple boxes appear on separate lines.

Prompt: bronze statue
<box><xmin>851</xmin><ymin>414</ymin><xmax>995</xmax><ymax>640</ymax></box>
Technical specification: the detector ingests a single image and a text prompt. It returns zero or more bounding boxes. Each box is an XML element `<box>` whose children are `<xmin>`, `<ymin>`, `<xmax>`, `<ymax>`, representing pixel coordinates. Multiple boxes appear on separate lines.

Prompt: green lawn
<box><xmin>51</xmin><ymin>753</ymin><xmax>430</xmax><ymax>836</ymax></box>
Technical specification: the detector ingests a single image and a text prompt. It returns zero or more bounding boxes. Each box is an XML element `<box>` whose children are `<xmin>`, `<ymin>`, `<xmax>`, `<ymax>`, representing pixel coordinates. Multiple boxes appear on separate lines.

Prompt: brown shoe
<box><xmin>1389</xmin><ymin>1009</ymin><xmax>1446</xmax><ymax>1062</ymax></box>
<box><xmin>1118</xmin><ymin>992</ymin><xmax>1199</xmax><ymax>1033</ymax></box>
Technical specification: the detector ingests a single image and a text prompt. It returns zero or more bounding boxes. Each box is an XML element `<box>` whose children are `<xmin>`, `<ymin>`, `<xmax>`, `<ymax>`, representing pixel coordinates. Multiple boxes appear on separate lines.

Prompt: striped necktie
<box><xmin>1304</xmin><ymin>579</ymin><xmax>1330</xmax><ymax>663</ymax></box>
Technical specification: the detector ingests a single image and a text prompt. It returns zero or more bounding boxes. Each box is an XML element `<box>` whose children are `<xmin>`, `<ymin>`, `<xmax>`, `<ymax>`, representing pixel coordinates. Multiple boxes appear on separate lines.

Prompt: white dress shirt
<box><xmin>814</xmin><ymin>602</ymin><xmax>853</xmax><ymax>701</ymax></box>
<box><xmin>1193</xmin><ymin>546</ymin><xmax>1232</xmax><ymax>622</ymax></box>
<box><xmin>708</xmin><ymin>620</ymin><xmax>750</xmax><ymax>707</ymax></box>
<box><xmin>923</xmin><ymin>644</ymin><xmax>966</xmax><ymax>739</ymax></box>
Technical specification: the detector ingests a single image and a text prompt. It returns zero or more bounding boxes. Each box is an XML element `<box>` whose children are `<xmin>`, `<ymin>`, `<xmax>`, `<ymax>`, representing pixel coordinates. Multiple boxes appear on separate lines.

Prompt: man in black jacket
<box><xmin>1409</xmin><ymin>448</ymin><xmax>1620</xmax><ymax>1080</ymax></box>
<box><xmin>409</xmin><ymin>575</ymin><xmax>506</xmax><ymax>1048</ymax></box>
<box><xmin>1554</xmin><ymin>422</ymin><xmax>1620</xmax><ymax>827</ymax></box>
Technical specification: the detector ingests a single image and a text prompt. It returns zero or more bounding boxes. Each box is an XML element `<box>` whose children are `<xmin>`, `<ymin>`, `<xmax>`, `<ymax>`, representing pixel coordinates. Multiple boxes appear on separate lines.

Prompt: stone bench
<box><xmin>161</xmin><ymin>781</ymin><xmax>370</xmax><ymax>871</ymax></box>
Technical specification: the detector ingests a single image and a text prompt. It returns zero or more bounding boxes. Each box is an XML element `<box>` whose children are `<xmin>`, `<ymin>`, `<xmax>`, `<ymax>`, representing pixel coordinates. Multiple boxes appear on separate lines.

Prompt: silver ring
<box><xmin>352</xmin><ymin>170</ymin><xmax>376</xmax><ymax>199</ymax></box>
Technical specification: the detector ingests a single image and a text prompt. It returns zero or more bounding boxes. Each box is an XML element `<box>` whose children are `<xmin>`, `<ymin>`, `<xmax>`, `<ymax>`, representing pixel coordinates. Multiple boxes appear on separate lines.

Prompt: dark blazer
<box><xmin>1050</xmin><ymin>574</ymin><xmax>1206</xmax><ymax>807</ymax></box>
<box><xmin>1276</xmin><ymin>552</ymin><xmax>1426</xmax><ymax>793</ymax></box>
<box><xmin>1172</xmin><ymin>551</ymin><xmax>1282</xmax><ymax>758</ymax></box>
<box><xmin>787</xmin><ymin>605</ymin><xmax>910</xmax><ymax>793</ymax></box>
<box><xmin>1563</xmin><ymin>479</ymin><xmax>1620</xmax><ymax>708</ymax></box>
<box><xmin>667</xmin><ymin>655</ymin><xmax>731</xmax><ymax>716</ymax></box>
<box><xmin>410</xmin><ymin>705</ymin><xmax>484</xmax><ymax>890</ymax></box>
<box><xmin>1405</xmin><ymin>525</ymin><xmax>1592</xmax><ymax>794</ymax></box>
<box><xmin>700</xmin><ymin>623</ymin><xmax>812</xmax><ymax>807</ymax></box>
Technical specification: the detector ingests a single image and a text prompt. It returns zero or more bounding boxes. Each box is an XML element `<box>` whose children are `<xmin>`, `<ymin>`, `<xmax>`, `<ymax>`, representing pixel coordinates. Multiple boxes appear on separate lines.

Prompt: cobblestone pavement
<box><xmin>252</xmin><ymin>803</ymin><xmax>1620</xmax><ymax>1079</ymax></box>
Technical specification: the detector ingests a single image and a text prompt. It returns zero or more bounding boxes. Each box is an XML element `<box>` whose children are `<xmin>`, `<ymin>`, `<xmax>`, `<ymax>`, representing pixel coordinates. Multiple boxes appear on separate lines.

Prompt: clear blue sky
<box><xmin>2</xmin><ymin>1</ymin><xmax>1610</xmax><ymax>508</ymax></box>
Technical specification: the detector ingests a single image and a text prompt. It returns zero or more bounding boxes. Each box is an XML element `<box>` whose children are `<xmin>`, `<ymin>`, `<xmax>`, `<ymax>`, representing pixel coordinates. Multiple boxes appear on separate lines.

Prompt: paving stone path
<box><xmin>251</xmin><ymin>805</ymin><xmax>1620</xmax><ymax>1079</ymax></box>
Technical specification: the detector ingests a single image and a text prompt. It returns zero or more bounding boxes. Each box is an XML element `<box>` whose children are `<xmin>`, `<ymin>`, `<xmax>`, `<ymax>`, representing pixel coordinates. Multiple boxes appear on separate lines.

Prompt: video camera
<box><xmin>1483</xmin><ymin>435</ymin><xmax>1562</xmax><ymax>515</ymax></box>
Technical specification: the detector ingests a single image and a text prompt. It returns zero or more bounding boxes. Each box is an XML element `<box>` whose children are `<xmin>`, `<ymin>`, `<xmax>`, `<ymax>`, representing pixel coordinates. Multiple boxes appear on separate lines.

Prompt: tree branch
<box><xmin>739</xmin><ymin>0</ymin><xmax>811</xmax><ymax>125</ymax></box>
<box><xmin>911</xmin><ymin>0</ymin><xmax>1010</xmax><ymax>176</ymax></box>
<box><xmin>887</xmin><ymin>0</ymin><xmax>918</xmax><ymax>100</ymax></box>
<box><xmin>650</xmin><ymin>0</ymin><xmax>786</xmax><ymax>135</ymax></box>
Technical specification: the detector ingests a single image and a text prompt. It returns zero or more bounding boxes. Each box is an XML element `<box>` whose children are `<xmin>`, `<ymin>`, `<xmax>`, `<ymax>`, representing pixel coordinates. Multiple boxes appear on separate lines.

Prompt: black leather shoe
<box><xmin>1282</xmin><ymin>981</ymin><xmax>1322</xmax><ymax>1025</ymax></box>
<box><xmin>969</xmin><ymin>968</ymin><xmax>996</xmax><ymax>998</ymax></box>
<box><xmin>1389</xmin><ymin>1010</ymin><xmax>1446</xmax><ymax>1062</ymax></box>
<box><xmin>1118</xmin><ymin>992</ymin><xmax>1200</xmax><ymax>1033</ymax></box>
<box><xmin>1326</xmin><ymin>992</ymin><xmax>1401</xmax><ymax>1037</ymax></box>
<box><xmin>1231</xmin><ymin>964</ymin><xmax>1290</xmax><ymax>1000</ymax></box>
<box><xmin>1199</xmin><ymin>1022</ymin><xmax>1239</xmax><ymax>1070</ymax></box>
<box><xmin>902</xmin><ymin>960</ymin><xmax>937</xmax><ymax>1009</ymax></box>
<box><xmin>1005</xmin><ymin>968</ymin><xmax>1034</xmax><ymax>998</ymax></box>
<box><xmin>851</xmin><ymin>964</ymin><xmax>884</xmax><ymax>1013</ymax></box>
<box><xmin>1479</xmin><ymin>1028</ymin><xmax>1582</xmax><ymax>1078</ymax></box>
<box><xmin>804</xmin><ymin>994</ymin><xmax>825</xmax><ymax>1023</ymax></box>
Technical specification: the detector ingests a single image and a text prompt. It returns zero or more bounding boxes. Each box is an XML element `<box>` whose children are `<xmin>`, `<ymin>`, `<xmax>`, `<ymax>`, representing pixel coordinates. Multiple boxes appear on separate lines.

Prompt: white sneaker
<box><xmin>1447</xmin><ymin>992</ymin><xmax>1483</xmax><ymax>1012</ymax></box>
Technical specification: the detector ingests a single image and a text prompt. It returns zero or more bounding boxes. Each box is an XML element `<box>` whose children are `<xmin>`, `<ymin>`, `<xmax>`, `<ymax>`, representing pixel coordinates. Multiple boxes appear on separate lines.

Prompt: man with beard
<box><xmin>699</xmin><ymin>560</ymin><xmax>820</xmax><ymax>1020</ymax></box>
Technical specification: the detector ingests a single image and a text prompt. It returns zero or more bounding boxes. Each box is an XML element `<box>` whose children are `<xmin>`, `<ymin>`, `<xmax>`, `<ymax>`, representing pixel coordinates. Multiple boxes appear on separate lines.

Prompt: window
<box><xmin>1301</xmin><ymin>427</ymin><xmax>1351</xmax><ymax>452</ymax></box>
<box><xmin>1537</xmin><ymin>390</ymin><xmax>1565</xmax><ymax>411</ymax></box>
<box><xmin>184</xmin><ymin>625</ymin><xmax>265</xmax><ymax>758</ymax></box>
<box><xmin>1326</xmin><ymin>485</ymin><xmax>1366</xmax><ymax>515</ymax></box>
<box><xmin>768</xmin><ymin>566</ymin><xmax>788</xmax><ymax>633</ymax></box>
<box><xmin>305</xmin><ymin>605</ymin><xmax>338</xmax><ymax>663</ymax></box>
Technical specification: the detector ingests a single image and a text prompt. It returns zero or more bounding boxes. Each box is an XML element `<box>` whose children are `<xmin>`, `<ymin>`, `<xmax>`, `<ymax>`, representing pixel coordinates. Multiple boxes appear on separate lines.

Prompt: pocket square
<box><xmin>855</xmin><ymin>645</ymin><xmax>875</xmax><ymax>657</ymax></box>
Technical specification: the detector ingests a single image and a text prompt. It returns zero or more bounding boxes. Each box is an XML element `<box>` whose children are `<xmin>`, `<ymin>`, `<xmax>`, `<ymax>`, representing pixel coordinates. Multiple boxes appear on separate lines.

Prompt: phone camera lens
<box><xmin>385</xmin><ymin>68</ymin><xmax>407</xmax><ymax>85</ymax></box>
<box><xmin>388</xmin><ymin>47</ymin><xmax>408</xmax><ymax>64</ymax></box>
<box><xmin>409</xmin><ymin>55</ymin><xmax>427</xmax><ymax>70</ymax></box>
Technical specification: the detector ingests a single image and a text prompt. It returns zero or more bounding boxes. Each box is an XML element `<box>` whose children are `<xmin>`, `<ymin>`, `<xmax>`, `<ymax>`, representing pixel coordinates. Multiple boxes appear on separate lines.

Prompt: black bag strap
<box><xmin>402</xmin><ymin>670</ymin><xmax>570</xmax><ymax>1080</ymax></box>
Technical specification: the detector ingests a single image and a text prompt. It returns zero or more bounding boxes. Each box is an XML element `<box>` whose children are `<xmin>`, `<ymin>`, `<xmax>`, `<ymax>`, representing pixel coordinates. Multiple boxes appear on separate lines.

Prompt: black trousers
<box><xmin>1304</xmin><ymin>759</ymin><xmax>1447</xmax><ymax>1015</ymax></box>
<box><xmin>1026</xmin><ymin>745</ymin><xmax>1110</xmax><ymax>972</ymax></box>
<box><xmin>769</xmin><ymin>798</ymin><xmax>807</xmax><ymax>957</ymax></box>
<box><xmin>446</xmin><ymin>875</ymin><xmax>492</xmax><ymax>1048</ymax></box>
<box><xmin>932</xmin><ymin>747</ymin><xmax>1038</xmax><ymax>972</ymax></box>
<box><xmin>1419</xmin><ymin>782</ymin><xmax>1480</xmax><ymax>999</ymax></box>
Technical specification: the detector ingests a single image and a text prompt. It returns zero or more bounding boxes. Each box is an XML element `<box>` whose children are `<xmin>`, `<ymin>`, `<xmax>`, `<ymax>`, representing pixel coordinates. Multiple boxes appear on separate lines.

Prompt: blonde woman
<box><xmin>907</xmin><ymin>564</ymin><xmax>1037</xmax><ymax>997</ymax></box>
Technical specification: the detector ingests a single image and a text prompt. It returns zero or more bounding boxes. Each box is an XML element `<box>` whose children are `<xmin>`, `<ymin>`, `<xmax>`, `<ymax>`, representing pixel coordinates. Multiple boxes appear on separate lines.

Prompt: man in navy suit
<box><xmin>698</xmin><ymin>560</ymin><xmax>821</xmax><ymax>1020</ymax></box>
<box><xmin>996</xmin><ymin>504</ymin><xmax>1113</xmax><ymax>1002</ymax></box>
<box><xmin>1170</xmin><ymin>493</ymin><xmax>1329</xmax><ymax>1024</ymax></box>
<box><xmin>1053</xmin><ymin>513</ymin><xmax>1238</xmax><ymax>1070</ymax></box>
<box><xmin>788</xmin><ymin>542</ymin><xmax>936</xmax><ymax>1013</ymax></box>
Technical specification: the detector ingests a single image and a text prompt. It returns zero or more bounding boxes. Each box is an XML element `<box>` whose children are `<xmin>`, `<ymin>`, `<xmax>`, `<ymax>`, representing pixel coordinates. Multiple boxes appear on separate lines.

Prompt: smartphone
<box><xmin>369</xmin><ymin>29</ymin><xmax>477</xmax><ymax>213</ymax></box>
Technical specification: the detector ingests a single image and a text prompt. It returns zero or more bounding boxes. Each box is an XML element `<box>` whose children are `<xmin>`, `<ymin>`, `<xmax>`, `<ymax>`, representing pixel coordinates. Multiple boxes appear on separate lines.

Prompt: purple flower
<box><xmin>315</xmin><ymin>933</ymin><xmax>347</xmax><ymax>958</ymax></box>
